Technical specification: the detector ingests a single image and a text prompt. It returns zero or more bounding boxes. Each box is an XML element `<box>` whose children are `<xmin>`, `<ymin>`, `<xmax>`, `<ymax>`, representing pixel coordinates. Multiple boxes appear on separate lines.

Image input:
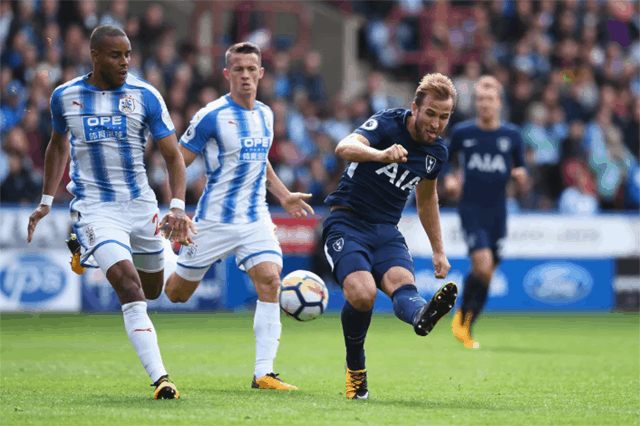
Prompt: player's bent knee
<box><xmin>164</xmin><ymin>285</ymin><xmax>192</xmax><ymax>303</ymax></box>
<box><xmin>343</xmin><ymin>272</ymin><xmax>377</xmax><ymax>311</ymax></box>
<box><xmin>165</xmin><ymin>289</ymin><xmax>189</xmax><ymax>303</ymax></box>
<box><xmin>164</xmin><ymin>274</ymin><xmax>199</xmax><ymax>303</ymax></box>
<box><xmin>472</xmin><ymin>267</ymin><xmax>492</xmax><ymax>285</ymax></box>
<box><xmin>350</xmin><ymin>295</ymin><xmax>375</xmax><ymax>312</ymax></box>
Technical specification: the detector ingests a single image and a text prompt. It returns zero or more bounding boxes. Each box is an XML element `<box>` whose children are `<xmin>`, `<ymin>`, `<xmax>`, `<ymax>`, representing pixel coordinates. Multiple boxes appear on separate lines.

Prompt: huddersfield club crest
<box><xmin>86</xmin><ymin>226</ymin><xmax>95</xmax><ymax>246</ymax></box>
<box><xmin>118</xmin><ymin>94</ymin><xmax>135</xmax><ymax>114</ymax></box>
<box><xmin>185</xmin><ymin>244</ymin><xmax>198</xmax><ymax>260</ymax></box>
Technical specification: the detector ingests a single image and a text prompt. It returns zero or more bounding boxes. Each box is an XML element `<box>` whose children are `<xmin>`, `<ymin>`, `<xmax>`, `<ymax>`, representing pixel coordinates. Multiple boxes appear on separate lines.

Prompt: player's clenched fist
<box><xmin>378</xmin><ymin>143</ymin><xmax>408</xmax><ymax>163</ymax></box>
<box><xmin>432</xmin><ymin>252</ymin><xmax>451</xmax><ymax>279</ymax></box>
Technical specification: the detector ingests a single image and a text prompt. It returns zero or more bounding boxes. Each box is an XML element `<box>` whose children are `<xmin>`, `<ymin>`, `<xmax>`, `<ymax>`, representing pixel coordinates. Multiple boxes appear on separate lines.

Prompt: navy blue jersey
<box><xmin>325</xmin><ymin>109</ymin><xmax>448</xmax><ymax>225</ymax></box>
<box><xmin>448</xmin><ymin>120</ymin><xmax>525</xmax><ymax>209</ymax></box>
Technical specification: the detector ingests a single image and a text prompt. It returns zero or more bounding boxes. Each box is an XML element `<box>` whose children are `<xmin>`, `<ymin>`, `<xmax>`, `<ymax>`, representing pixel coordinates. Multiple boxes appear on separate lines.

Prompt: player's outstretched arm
<box><xmin>266</xmin><ymin>161</ymin><xmax>314</xmax><ymax>219</ymax></box>
<box><xmin>415</xmin><ymin>178</ymin><xmax>450</xmax><ymax>279</ymax></box>
<box><xmin>156</xmin><ymin>133</ymin><xmax>196</xmax><ymax>246</ymax></box>
<box><xmin>27</xmin><ymin>129</ymin><xmax>69</xmax><ymax>243</ymax></box>
<box><xmin>335</xmin><ymin>134</ymin><xmax>407</xmax><ymax>163</ymax></box>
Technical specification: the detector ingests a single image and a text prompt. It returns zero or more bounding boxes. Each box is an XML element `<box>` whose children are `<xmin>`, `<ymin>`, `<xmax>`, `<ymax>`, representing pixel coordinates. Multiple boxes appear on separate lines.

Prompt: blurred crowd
<box><xmin>340</xmin><ymin>0</ymin><xmax>640</xmax><ymax>212</ymax></box>
<box><xmin>1</xmin><ymin>0</ymin><xmax>638</xmax><ymax>215</ymax></box>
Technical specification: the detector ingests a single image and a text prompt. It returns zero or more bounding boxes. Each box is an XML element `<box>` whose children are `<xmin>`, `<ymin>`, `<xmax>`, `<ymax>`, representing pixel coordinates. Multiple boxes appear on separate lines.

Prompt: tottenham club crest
<box><xmin>333</xmin><ymin>237</ymin><xmax>344</xmax><ymax>252</ymax></box>
<box><xmin>425</xmin><ymin>155</ymin><xmax>437</xmax><ymax>173</ymax></box>
<box><xmin>118</xmin><ymin>94</ymin><xmax>135</xmax><ymax>114</ymax></box>
<box><xmin>497</xmin><ymin>137</ymin><xmax>510</xmax><ymax>153</ymax></box>
<box><xmin>86</xmin><ymin>226</ymin><xmax>95</xmax><ymax>246</ymax></box>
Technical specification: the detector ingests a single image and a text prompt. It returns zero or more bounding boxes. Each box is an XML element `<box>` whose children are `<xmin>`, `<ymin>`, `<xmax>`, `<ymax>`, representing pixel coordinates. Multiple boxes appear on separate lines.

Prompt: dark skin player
<box><xmin>27</xmin><ymin>31</ymin><xmax>195</xmax><ymax>306</ymax></box>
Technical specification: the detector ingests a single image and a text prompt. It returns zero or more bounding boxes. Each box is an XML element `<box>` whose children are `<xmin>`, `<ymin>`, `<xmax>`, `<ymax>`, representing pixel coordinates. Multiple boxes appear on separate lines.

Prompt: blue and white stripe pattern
<box><xmin>50</xmin><ymin>73</ymin><xmax>175</xmax><ymax>205</ymax></box>
<box><xmin>180</xmin><ymin>94</ymin><xmax>273</xmax><ymax>224</ymax></box>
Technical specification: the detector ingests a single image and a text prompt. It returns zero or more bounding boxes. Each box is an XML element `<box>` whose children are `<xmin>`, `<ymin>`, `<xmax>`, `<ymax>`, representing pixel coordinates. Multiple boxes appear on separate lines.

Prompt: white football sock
<box><xmin>162</xmin><ymin>238</ymin><xmax>177</xmax><ymax>284</ymax></box>
<box><xmin>122</xmin><ymin>301</ymin><xmax>168</xmax><ymax>383</ymax></box>
<box><xmin>254</xmin><ymin>300</ymin><xmax>282</xmax><ymax>379</ymax></box>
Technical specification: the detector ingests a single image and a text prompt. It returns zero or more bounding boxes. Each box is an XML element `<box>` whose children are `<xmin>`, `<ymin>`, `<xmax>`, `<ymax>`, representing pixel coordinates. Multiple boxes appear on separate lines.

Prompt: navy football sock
<box><xmin>391</xmin><ymin>284</ymin><xmax>427</xmax><ymax>325</ymax></box>
<box><xmin>470</xmin><ymin>279</ymin><xmax>489</xmax><ymax>329</ymax></box>
<box><xmin>460</xmin><ymin>274</ymin><xmax>489</xmax><ymax>329</ymax></box>
<box><xmin>341</xmin><ymin>301</ymin><xmax>372</xmax><ymax>371</ymax></box>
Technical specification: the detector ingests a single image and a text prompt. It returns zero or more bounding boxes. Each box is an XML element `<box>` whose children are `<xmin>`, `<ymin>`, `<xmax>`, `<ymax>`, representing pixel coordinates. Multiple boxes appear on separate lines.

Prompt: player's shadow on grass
<box><xmin>81</xmin><ymin>395</ymin><xmax>185</xmax><ymax>406</ymax></box>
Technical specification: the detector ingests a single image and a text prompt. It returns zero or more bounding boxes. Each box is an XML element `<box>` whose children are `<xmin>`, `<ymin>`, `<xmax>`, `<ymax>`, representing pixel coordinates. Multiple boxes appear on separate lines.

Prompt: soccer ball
<box><xmin>279</xmin><ymin>270</ymin><xmax>329</xmax><ymax>321</ymax></box>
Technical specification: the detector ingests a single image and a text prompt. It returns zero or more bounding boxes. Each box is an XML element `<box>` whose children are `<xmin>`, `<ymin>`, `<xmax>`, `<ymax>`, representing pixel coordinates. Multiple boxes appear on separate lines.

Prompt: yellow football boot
<box><xmin>346</xmin><ymin>368</ymin><xmax>369</xmax><ymax>399</ymax></box>
<box><xmin>251</xmin><ymin>373</ymin><xmax>298</xmax><ymax>390</ymax></box>
<box><xmin>153</xmin><ymin>376</ymin><xmax>179</xmax><ymax>400</ymax></box>
<box><xmin>452</xmin><ymin>310</ymin><xmax>479</xmax><ymax>349</ymax></box>
<box><xmin>66</xmin><ymin>233</ymin><xmax>86</xmax><ymax>275</ymax></box>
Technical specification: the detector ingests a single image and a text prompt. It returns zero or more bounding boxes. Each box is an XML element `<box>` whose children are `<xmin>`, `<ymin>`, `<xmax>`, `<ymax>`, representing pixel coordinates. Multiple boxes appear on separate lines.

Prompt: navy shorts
<box><xmin>322</xmin><ymin>210</ymin><xmax>415</xmax><ymax>287</ymax></box>
<box><xmin>458</xmin><ymin>205</ymin><xmax>506</xmax><ymax>264</ymax></box>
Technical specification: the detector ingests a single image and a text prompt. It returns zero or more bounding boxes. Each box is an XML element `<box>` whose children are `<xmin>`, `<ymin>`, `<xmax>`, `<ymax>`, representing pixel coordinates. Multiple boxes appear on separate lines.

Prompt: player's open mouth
<box><xmin>119</xmin><ymin>70</ymin><xmax>127</xmax><ymax>77</ymax></box>
<box><xmin>427</xmin><ymin>131</ymin><xmax>436</xmax><ymax>138</ymax></box>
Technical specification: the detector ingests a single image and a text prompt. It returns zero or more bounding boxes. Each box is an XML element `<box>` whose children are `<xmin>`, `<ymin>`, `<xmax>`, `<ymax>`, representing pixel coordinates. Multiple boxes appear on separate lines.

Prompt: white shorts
<box><xmin>71</xmin><ymin>198</ymin><xmax>165</xmax><ymax>274</ymax></box>
<box><xmin>175</xmin><ymin>216</ymin><xmax>283</xmax><ymax>282</ymax></box>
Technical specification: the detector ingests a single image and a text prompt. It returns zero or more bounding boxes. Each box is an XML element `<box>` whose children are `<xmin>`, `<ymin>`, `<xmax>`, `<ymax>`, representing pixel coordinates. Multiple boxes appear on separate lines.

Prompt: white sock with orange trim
<box><xmin>122</xmin><ymin>301</ymin><xmax>167</xmax><ymax>383</ymax></box>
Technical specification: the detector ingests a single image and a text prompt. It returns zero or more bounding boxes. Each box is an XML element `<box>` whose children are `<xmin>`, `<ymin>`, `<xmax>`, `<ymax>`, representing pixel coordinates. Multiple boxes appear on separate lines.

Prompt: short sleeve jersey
<box><xmin>447</xmin><ymin>120</ymin><xmax>525</xmax><ymax>209</ymax></box>
<box><xmin>179</xmin><ymin>95</ymin><xmax>274</xmax><ymax>224</ymax></box>
<box><xmin>325</xmin><ymin>108</ymin><xmax>448</xmax><ymax>225</ymax></box>
<box><xmin>50</xmin><ymin>73</ymin><xmax>175</xmax><ymax>204</ymax></box>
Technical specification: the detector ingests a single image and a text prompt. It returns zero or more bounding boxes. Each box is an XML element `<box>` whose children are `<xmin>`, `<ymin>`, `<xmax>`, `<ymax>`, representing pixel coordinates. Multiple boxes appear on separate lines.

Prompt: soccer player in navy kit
<box><xmin>444</xmin><ymin>76</ymin><xmax>529</xmax><ymax>349</ymax></box>
<box><xmin>323</xmin><ymin>73</ymin><xmax>458</xmax><ymax>399</ymax></box>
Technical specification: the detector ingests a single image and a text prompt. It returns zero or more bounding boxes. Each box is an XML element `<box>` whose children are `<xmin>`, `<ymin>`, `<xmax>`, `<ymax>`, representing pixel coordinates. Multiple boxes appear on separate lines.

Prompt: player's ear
<box><xmin>90</xmin><ymin>48</ymin><xmax>100</xmax><ymax>64</ymax></box>
<box><xmin>223</xmin><ymin>68</ymin><xmax>230</xmax><ymax>81</ymax></box>
<box><xmin>258</xmin><ymin>67</ymin><xmax>265</xmax><ymax>79</ymax></box>
<box><xmin>411</xmin><ymin>102</ymin><xmax>418</xmax><ymax>115</ymax></box>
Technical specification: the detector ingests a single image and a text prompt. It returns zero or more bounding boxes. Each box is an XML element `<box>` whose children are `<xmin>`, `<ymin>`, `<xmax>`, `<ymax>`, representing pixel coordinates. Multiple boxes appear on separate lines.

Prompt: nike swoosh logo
<box><xmin>463</xmin><ymin>139</ymin><xmax>477</xmax><ymax>147</ymax></box>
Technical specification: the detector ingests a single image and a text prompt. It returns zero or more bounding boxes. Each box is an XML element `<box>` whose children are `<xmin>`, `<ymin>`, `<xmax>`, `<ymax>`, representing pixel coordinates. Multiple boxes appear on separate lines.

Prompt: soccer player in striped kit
<box><xmin>27</xmin><ymin>25</ymin><xmax>195</xmax><ymax>399</ymax></box>
<box><xmin>163</xmin><ymin>42</ymin><xmax>313</xmax><ymax>390</ymax></box>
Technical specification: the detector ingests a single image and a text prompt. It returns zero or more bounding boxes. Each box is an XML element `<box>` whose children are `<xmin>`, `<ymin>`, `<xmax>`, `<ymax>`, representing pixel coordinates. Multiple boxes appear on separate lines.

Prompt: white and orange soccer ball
<box><xmin>279</xmin><ymin>270</ymin><xmax>329</xmax><ymax>321</ymax></box>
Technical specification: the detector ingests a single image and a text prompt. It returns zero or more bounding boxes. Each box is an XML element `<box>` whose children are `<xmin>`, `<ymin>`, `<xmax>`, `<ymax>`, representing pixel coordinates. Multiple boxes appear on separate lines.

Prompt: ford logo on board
<box><xmin>522</xmin><ymin>262</ymin><xmax>593</xmax><ymax>305</ymax></box>
<box><xmin>0</xmin><ymin>254</ymin><xmax>67</xmax><ymax>304</ymax></box>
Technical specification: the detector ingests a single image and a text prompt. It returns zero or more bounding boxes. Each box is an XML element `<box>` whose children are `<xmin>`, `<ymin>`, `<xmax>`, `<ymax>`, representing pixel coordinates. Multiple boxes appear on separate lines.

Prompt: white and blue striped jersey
<box><xmin>50</xmin><ymin>73</ymin><xmax>175</xmax><ymax>205</ymax></box>
<box><xmin>180</xmin><ymin>94</ymin><xmax>273</xmax><ymax>224</ymax></box>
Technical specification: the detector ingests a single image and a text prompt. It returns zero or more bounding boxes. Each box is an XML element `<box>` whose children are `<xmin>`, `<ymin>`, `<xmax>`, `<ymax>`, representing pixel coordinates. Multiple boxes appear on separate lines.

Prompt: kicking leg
<box><xmin>381</xmin><ymin>267</ymin><xmax>457</xmax><ymax>336</ymax></box>
<box><xmin>248</xmin><ymin>261</ymin><xmax>296</xmax><ymax>390</ymax></box>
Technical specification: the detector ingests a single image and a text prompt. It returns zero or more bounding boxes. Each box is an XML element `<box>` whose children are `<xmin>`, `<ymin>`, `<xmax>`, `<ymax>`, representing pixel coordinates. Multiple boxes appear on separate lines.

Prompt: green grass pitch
<box><xmin>1</xmin><ymin>312</ymin><xmax>638</xmax><ymax>426</ymax></box>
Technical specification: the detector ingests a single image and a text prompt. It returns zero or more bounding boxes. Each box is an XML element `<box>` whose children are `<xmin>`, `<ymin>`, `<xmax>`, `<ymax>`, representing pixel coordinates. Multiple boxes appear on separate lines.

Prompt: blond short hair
<box><xmin>475</xmin><ymin>75</ymin><xmax>503</xmax><ymax>98</ymax></box>
<box><xmin>414</xmin><ymin>73</ymin><xmax>457</xmax><ymax>109</ymax></box>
